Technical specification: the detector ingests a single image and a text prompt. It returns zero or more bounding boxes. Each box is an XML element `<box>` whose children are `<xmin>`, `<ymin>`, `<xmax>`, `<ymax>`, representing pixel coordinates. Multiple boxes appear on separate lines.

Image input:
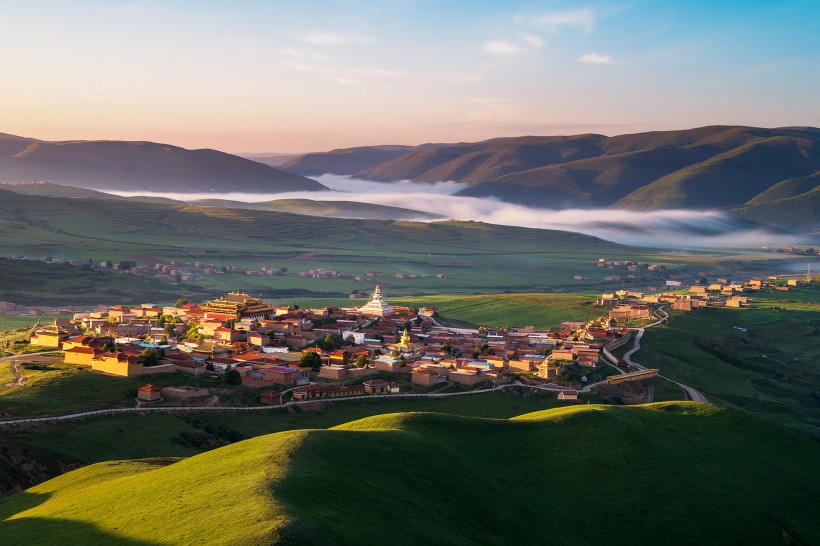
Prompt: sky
<box><xmin>1</xmin><ymin>0</ymin><xmax>818</xmax><ymax>152</ymax></box>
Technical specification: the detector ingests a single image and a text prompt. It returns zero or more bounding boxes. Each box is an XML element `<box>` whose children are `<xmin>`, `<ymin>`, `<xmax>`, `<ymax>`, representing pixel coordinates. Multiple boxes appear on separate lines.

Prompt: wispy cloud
<box><xmin>336</xmin><ymin>77</ymin><xmax>358</xmax><ymax>86</ymax></box>
<box><xmin>106</xmin><ymin>176</ymin><xmax>808</xmax><ymax>249</ymax></box>
<box><xmin>449</xmin><ymin>71</ymin><xmax>484</xmax><ymax>83</ymax></box>
<box><xmin>299</xmin><ymin>32</ymin><xmax>374</xmax><ymax>45</ymax></box>
<box><xmin>282</xmin><ymin>60</ymin><xmax>333</xmax><ymax>74</ymax></box>
<box><xmin>483</xmin><ymin>33</ymin><xmax>543</xmax><ymax>55</ymax></box>
<box><xmin>280</xmin><ymin>47</ymin><xmax>330</xmax><ymax>61</ymax></box>
<box><xmin>533</xmin><ymin>8</ymin><xmax>595</xmax><ymax>33</ymax></box>
<box><xmin>351</xmin><ymin>68</ymin><xmax>410</xmax><ymax>77</ymax></box>
<box><xmin>579</xmin><ymin>52</ymin><xmax>616</xmax><ymax>65</ymax></box>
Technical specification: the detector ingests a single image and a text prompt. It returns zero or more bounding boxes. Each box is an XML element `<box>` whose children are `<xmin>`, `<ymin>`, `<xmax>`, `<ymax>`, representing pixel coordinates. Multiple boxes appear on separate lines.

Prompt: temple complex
<box><xmin>201</xmin><ymin>291</ymin><xmax>277</xmax><ymax>321</ymax></box>
<box><xmin>358</xmin><ymin>285</ymin><xmax>393</xmax><ymax>317</ymax></box>
<box><xmin>388</xmin><ymin>328</ymin><xmax>419</xmax><ymax>356</ymax></box>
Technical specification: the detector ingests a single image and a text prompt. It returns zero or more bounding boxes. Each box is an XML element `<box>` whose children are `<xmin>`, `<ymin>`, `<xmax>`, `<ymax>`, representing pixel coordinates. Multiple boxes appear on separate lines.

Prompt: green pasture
<box><xmin>636</xmin><ymin>289</ymin><xmax>820</xmax><ymax>438</ymax></box>
<box><xmin>1</xmin><ymin>402</ymin><xmax>818</xmax><ymax>545</ymax></box>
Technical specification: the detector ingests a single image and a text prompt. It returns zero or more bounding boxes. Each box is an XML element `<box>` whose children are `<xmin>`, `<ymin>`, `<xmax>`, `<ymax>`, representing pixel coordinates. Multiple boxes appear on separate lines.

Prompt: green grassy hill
<box><xmin>1</xmin><ymin>402</ymin><xmax>818</xmax><ymax>545</ymax></box>
<box><xmin>290</xmin><ymin>126</ymin><xmax>820</xmax><ymax>214</ymax></box>
<box><xmin>0</xmin><ymin>188</ymin><xmax>642</xmax><ymax>300</ymax></box>
<box><xmin>728</xmin><ymin>187</ymin><xmax>820</xmax><ymax>232</ymax></box>
<box><xmin>189</xmin><ymin>198</ymin><xmax>442</xmax><ymax>220</ymax></box>
<box><xmin>280</xmin><ymin>145</ymin><xmax>416</xmax><ymax>176</ymax></box>
<box><xmin>0</xmin><ymin>133</ymin><xmax>325</xmax><ymax>193</ymax></box>
<box><xmin>744</xmin><ymin>171</ymin><xmax>820</xmax><ymax>204</ymax></box>
<box><xmin>358</xmin><ymin>134</ymin><xmax>604</xmax><ymax>183</ymax></box>
<box><xmin>637</xmin><ymin>286</ymin><xmax>820</xmax><ymax>439</ymax></box>
<box><xmin>615</xmin><ymin>135</ymin><xmax>820</xmax><ymax>209</ymax></box>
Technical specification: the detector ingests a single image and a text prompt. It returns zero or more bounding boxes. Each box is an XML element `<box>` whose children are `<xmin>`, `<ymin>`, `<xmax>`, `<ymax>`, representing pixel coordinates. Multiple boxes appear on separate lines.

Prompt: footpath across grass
<box><xmin>2</xmin><ymin>389</ymin><xmax>563</xmax><ymax>464</ymax></box>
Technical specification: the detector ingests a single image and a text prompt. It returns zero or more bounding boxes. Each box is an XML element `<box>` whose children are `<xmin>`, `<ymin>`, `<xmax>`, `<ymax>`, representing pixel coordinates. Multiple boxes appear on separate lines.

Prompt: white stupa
<box><xmin>359</xmin><ymin>285</ymin><xmax>393</xmax><ymax>317</ymax></box>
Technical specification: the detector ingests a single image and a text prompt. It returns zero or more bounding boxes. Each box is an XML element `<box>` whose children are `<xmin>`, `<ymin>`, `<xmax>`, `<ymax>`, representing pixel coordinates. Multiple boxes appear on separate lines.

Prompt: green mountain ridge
<box><xmin>729</xmin><ymin>186</ymin><xmax>820</xmax><ymax>232</ymax></box>
<box><xmin>279</xmin><ymin>126</ymin><xmax>820</xmax><ymax>219</ymax></box>
<box><xmin>0</xmin><ymin>134</ymin><xmax>326</xmax><ymax>194</ymax></box>
<box><xmin>280</xmin><ymin>145</ymin><xmax>419</xmax><ymax>175</ymax></box>
<box><xmin>1</xmin><ymin>402</ymin><xmax>818</xmax><ymax>545</ymax></box>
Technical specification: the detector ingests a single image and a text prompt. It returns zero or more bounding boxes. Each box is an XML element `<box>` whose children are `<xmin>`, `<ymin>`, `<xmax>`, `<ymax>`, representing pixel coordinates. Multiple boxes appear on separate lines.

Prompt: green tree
<box><xmin>441</xmin><ymin>343</ymin><xmax>452</xmax><ymax>354</ymax></box>
<box><xmin>345</xmin><ymin>334</ymin><xmax>356</xmax><ymax>345</ymax></box>
<box><xmin>225</xmin><ymin>369</ymin><xmax>242</xmax><ymax>385</ymax></box>
<box><xmin>299</xmin><ymin>351</ymin><xmax>322</xmax><ymax>372</ymax></box>
<box><xmin>355</xmin><ymin>355</ymin><xmax>368</xmax><ymax>368</ymax></box>
<box><xmin>175</xmin><ymin>298</ymin><xmax>188</xmax><ymax>308</ymax></box>
<box><xmin>139</xmin><ymin>348</ymin><xmax>158</xmax><ymax>366</ymax></box>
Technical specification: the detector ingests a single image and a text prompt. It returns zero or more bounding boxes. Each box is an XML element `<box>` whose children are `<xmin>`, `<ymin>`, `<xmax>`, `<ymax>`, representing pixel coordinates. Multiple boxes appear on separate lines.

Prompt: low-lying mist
<box><xmin>107</xmin><ymin>174</ymin><xmax>808</xmax><ymax>249</ymax></box>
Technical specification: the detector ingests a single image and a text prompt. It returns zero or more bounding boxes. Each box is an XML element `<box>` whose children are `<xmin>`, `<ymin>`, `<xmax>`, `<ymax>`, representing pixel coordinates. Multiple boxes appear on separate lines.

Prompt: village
<box><xmin>21</xmin><ymin>284</ymin><xmax>671</xmax><ymax>410</ymax></box>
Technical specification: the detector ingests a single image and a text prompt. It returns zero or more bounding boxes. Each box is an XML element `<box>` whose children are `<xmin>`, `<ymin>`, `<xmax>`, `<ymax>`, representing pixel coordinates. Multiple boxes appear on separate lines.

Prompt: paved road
<box><xmin>0</xmin><ymin>381</ymin><xmax>529</xmax><ymax>427</ymax></box>
<box><xmin>620</xmin><ymin>308</ymin><xmax>708</xmax><ymax>403</ymax></box>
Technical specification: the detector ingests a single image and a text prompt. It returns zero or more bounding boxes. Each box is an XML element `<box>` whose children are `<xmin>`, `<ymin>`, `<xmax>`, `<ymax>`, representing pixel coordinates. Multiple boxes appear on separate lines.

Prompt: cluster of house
<box><xmin>298</xmin><ymin>269</ymin><xmax>447</xmax><ymax>282</ymax></box>
<box><xmin>596</xmin><ymin>275</ymin><xmax>812</xmax><ymax>314</ymax></box>
<box><xmin>27</xmin><ymin>286</ymin><xmax>634</xmax><ymax>407</ymax></box>
<box><xmin>0</xmin><ymin>301</ymin><xmax>80</xmax><ymax>318</ymax></box>
<box><xmin>595</xmin><ymin>258</ymin><xmax>666</xmax><ymax>271</ymax></box>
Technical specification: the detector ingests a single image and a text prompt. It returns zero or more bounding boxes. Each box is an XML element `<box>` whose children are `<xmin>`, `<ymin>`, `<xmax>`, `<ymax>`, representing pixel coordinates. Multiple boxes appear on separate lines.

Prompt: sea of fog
<box><xmin>107</xmin><ymin>174</ymin><xmax>807</xmax><ymax>249</ymax></box>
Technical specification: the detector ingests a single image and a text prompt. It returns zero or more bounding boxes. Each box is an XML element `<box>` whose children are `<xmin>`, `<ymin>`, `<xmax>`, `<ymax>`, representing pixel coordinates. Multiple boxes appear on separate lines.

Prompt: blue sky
<box><xmin>0</xmin><ymin>0</ymin><xmax>817</xmax><ymax>151</ymax></box>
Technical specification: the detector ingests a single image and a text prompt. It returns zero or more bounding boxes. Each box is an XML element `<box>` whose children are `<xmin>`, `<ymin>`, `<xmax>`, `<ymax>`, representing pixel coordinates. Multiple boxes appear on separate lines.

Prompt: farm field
<box><xmin>1</xmin><ymin>402</ymin><xmax>818</xmax><ymax>545</ymax></box>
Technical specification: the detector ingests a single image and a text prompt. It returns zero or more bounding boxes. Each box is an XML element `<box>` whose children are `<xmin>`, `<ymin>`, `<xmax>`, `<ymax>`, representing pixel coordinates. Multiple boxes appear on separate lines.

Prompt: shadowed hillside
<box><xmin>286</xmin><ymin>126</ymin><xmax>820</xmax><ymax>212</ymax></box>
<box><xmin>280</xmin><ymin>145</ymin><xmax>418</xmax><ymax>176</ymax></box>
<box><xmin>1</xmin><ymin>403</ymin><xmax>818</xmax><ymax>545</ymax></box>
<box><xmin>729</xmin><ymin>187</ymin><xmax>820</xmax><ymax>232</ymax></box>
<box><xmin>0</xmin><ymin>134</ymin><xmax>326</xmax><ymax>194</ymax></box>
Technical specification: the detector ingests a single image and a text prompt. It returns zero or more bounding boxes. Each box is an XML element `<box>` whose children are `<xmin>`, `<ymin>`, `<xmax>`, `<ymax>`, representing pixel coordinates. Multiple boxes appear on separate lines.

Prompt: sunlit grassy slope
<box><xmin>2</xmin><ymin>402</ymin><xmax>819</xmax><ymax>545</ymax></box>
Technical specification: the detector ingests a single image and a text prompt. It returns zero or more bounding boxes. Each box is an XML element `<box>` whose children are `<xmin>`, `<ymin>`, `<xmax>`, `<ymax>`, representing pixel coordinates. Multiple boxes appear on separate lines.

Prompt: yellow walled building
<box><xmin>31</xmin><ymin>329</ymin><xmax>68</xmax><ymax>348</ymax></box>
<box><xmin>63</xmin><ymin>347</ymin><xmax>98</xmax><ymax>366</ymax></box>
<box><xmin>92</xmin><ymin>353</ymin><xmax>144</xmax><ymax>377</ymax></box>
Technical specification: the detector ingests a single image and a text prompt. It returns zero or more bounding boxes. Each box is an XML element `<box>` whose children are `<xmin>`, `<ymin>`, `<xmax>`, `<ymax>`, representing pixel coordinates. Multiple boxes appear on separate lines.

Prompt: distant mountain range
<box><xmin>2</xmin><ymin>127</ymin><xmax>817</xmax><ymax>232</ymax></box>
<box><xmin>278</xmin><ymin>126</ymin><xmax>820</xmax><ymax>216</ymax></box>
<box><xmin>0</xmin><ymin>133</ymin><xmax>325</xmax><ymax>193</ymax></box>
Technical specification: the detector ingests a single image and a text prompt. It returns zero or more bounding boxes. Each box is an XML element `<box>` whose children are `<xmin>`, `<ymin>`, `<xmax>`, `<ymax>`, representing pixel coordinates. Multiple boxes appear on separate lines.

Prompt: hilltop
<box><xmin>0</xmin><ymin>182</ymin><xmax>441</xmax><ymax>221</ymax></box>
<box><xmin>188</xmin><ymin>198</ymin><xmax>442</xmax><ymax>220</ymax></box>
<box><xmin>0</xmin><ymin>133</ymin><xmax>326</xmax><ymax>194</ymax></box>
<box><xmin>280</xmin><ymin>126</ymin><xmax>820</xmax><ymax>216</ymax></box>
<box><xmin>1</xmin><ymin>402</ymin><xmax>818</xmax><ymax>545</ymax></box>
<box><xmin>279</xmin><ymin>145</ymin><xmax>420</xmax><ymax>176</ymax></box>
